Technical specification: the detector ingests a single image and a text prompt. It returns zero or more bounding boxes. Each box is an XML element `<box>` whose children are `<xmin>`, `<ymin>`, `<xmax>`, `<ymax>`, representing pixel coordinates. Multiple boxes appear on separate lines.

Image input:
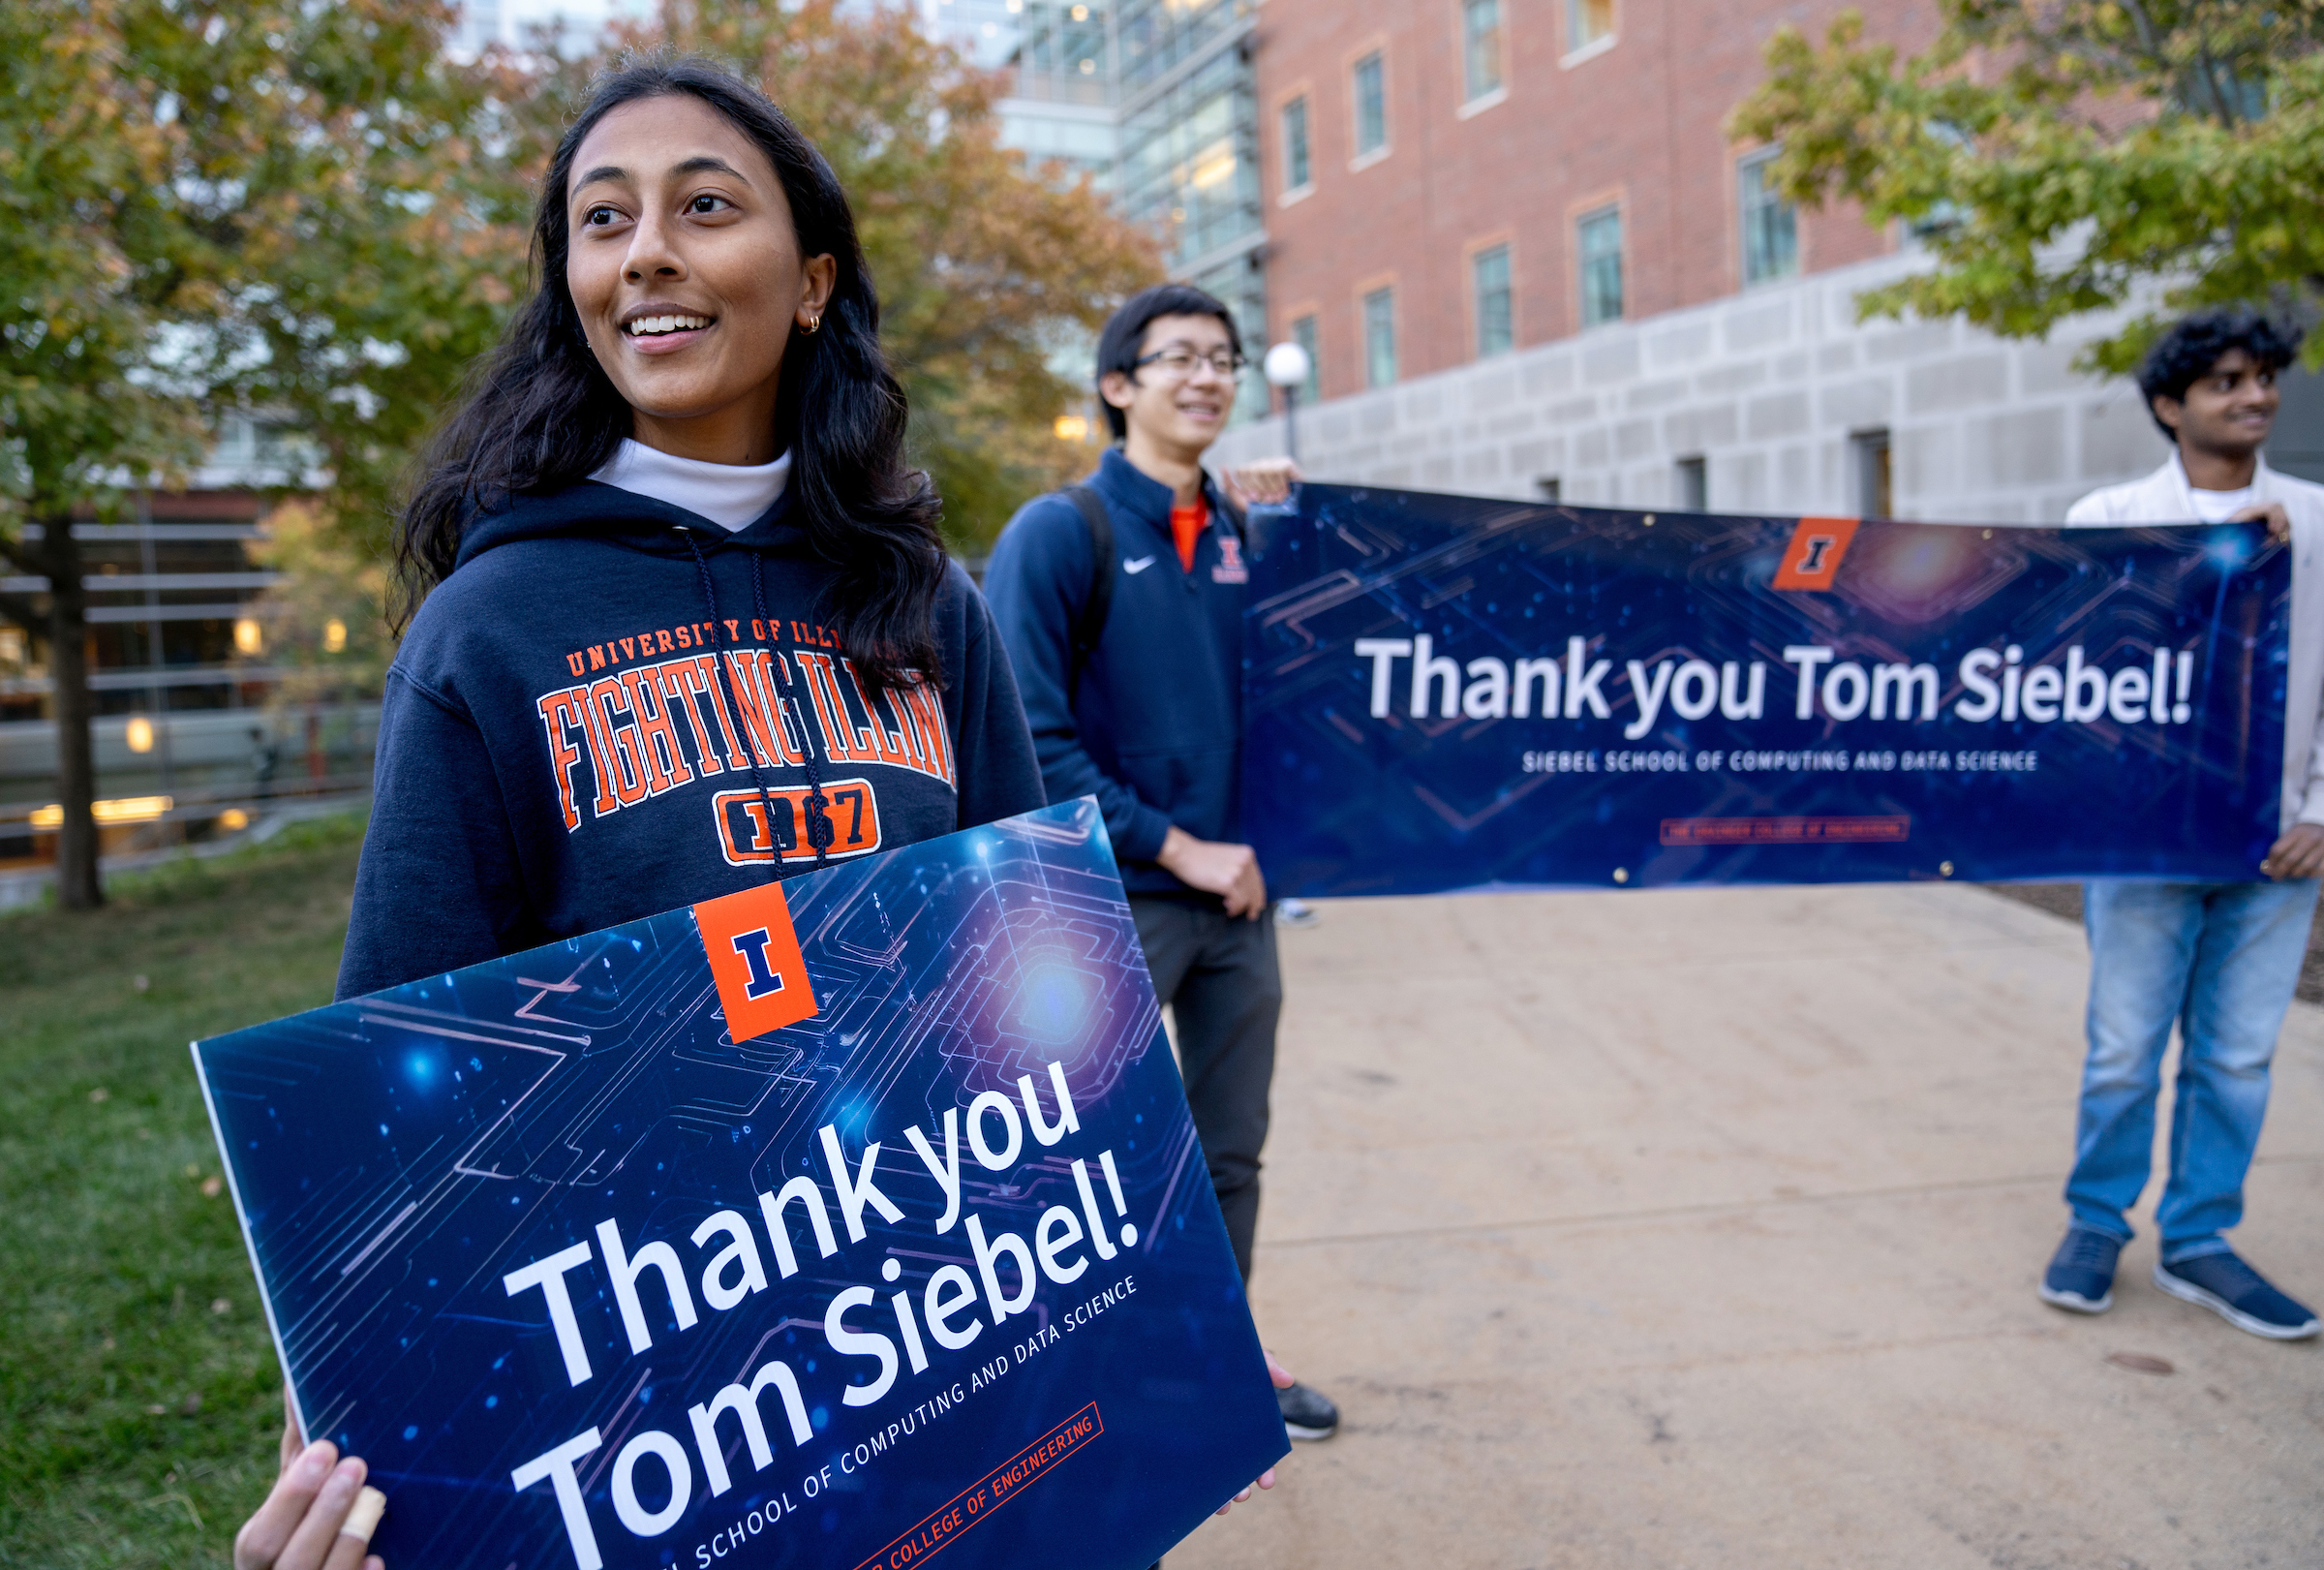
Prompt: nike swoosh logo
<box><xmin>1122</xmin><ymin>556</ymin><xmax>1156</xmax><ymax>573</ymax></box>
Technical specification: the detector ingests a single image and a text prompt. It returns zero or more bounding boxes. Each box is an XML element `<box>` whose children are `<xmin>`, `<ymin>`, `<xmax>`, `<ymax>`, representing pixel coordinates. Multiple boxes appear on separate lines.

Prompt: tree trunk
<box><xmin>41</xmin><ymin>516</ymin><xmax>103</xmax><ymax>909</ymax></box>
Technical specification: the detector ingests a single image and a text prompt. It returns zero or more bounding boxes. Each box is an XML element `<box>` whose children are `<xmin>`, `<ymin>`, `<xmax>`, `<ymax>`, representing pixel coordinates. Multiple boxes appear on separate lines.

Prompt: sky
<box><xmin>482</xmin><ymin>0</ymin><xmax>1022</xmax><ymax>66</ymax></box>
<box><xmin>478</xmin><ymin>0</ymin><xmax>652</xmax><ymax>53</ymax></box>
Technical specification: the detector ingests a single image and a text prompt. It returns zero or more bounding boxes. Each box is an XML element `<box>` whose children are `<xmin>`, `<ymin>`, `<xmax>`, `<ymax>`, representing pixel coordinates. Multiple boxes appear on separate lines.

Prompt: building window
<box><xmin>1462</xmin><ymin>0</ymin><xmax>1504</xmax><ymax>102</ymax></box>
<box><xmin>1739</xmin><ymin>147</ymin><xmax>1798</xmax><ymax>286</ymax></box>
<box><xmin>1353</xmin><ymin>51</ymin><xmax>1388</xmax><ymax>158</ymax></box>
<box><xmin>1853</xmin><ymin>429</ymin><xmax>1893</xmax><ymax>519</ymax></box>
<box><xmin>1676</xmin><ymin>455</ymin><xmax>1707</xmax><ymax>511</ymax></box>
<box><xmin>1577</xmin><ymin>204</ymin><xmax>1623</xmax><ymax>326</ymax></box>
<box><xmin>1291</xmin><ymin>313</ymin><xmax>1321</xmax><ymax>402</ymax></box>
<box><xmin>1537</xmin><ymin>476</ymin><xmax>1563</xmax><ymax>503</ymax></box>
<box><xmin>1567</xmin><ymin>0</ymin><xmax>1614</xmax><ymax>53</ymax></box>
<box><xmin>1281</xmin><ymin>96</ymin><xmax>1311</xmax><ymax>193</ymax></box>
<box><xmin>1363</xmin><ymin>287</ymin><xmax>1396</xmax><ymax>387</ymax></box>
<box><xmin>1473</xmin><ymin>244</ymin><xmax>1513</xmax><ymax>358</ymax></box>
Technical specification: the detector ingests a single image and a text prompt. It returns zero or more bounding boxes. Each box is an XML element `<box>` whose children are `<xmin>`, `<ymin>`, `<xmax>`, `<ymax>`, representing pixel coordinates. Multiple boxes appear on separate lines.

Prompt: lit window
<box><xmin>1363</xmin><ymin>288</ymin><xmax>1396</xmax><ymax>387</ymax></box>
<box><xmin>1567</xmin><ymin>0</ymin><xmax>1614</xmax><ymax>51</ymax></box>
<box><xmin>1463</xmin><ymin>0</ymin><xmax>1504</xmax><ymax>101</ymax></box>
<box><xmin>1353</xmin><ymin>52</ymin><xmax>1388</xmax><ymax>158</ymax></box>
<box><xmin>1739</xmin><ymin>147</ymin><xmax>1797</xmax><ymax>285</ymax></box>
<box><xmin>1292</xmin><ymin>314</ymin><xmax>1321</xmax><ymax>402</ymax></box>
<box><xmin>1282</xmin><ymin>96</ymin><xmax>1311</xmax><ymax>191</ymax></box>
<box><xmin>1473</xmin><ymin>244</ymin><xmax>1513</xmax><ymax>357</ymax></box>
<box><xmin>1577</xmin><ymin>205</ymin><xmax>1622</xmax><ymax>326</ymax></box>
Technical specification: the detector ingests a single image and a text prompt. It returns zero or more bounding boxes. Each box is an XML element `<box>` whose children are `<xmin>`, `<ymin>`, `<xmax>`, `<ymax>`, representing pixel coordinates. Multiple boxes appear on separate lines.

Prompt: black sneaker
<box><xmin>2038</xmin><ymin>1226</ymin><xmax>2121</xmax><ymax>1313</ymax></box>
<box><xmin>2154</xmin><ymin>1251</ymin><xmax>2320</xmax><ymax>1340</ymax></box>
<box><xmin>1277</xmin><ymin>1381</ymin><xmax>1338</xmax><ymax>1440</ymax></box>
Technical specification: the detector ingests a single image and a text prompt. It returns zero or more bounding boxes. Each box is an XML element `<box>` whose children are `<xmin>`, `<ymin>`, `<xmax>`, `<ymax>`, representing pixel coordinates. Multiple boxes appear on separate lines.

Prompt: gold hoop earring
<box><xmin>801</xmin><ymin>314</ymin><xmax>822</xmax><ymax>335</ymax></box>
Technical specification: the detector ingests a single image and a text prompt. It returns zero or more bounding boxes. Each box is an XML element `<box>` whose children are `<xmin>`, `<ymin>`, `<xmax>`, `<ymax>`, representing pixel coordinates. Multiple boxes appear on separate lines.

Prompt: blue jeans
<box><xmin>2068</xmin><ymin>878</ymin><xmax>2319</xmax><ymax>1262</ymax></box>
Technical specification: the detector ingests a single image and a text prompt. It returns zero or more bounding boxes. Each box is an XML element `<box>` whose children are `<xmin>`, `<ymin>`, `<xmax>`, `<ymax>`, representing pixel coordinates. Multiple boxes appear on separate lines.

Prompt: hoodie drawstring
<box><xmin>686</xmin><ymin>537</ymin><xmax>831</xmax><ymax>877</ymax></box>
<box><xmin>753</xmin><ymin>552</ymin><xmax>833</xmax><ymax>860</ymax></box>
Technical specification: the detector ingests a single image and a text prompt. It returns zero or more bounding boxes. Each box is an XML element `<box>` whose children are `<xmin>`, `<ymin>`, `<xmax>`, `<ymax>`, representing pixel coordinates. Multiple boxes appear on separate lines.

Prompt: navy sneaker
<box><xmin>2154</xmin><ymin>1251</ymin><xmax>2320</xmax><ymax>1340</ymax></box>
<box><xmin>2039</xmin><ymin>1226</ymin><xmax>2121</xmax><ymax>1313</ymax></box>
<box><xmin>1278</xmin><ymin>1381</ymin><xmax>1338</xmax><ymax>1440</ymax></box>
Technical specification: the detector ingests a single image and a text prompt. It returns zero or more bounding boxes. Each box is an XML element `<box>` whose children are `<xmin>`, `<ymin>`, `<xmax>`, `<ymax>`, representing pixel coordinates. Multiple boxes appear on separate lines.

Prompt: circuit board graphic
<box><xmin>194</xmin><ymin>799</ymin><xmax>1284</xmax><ymax>1570</ymax></box>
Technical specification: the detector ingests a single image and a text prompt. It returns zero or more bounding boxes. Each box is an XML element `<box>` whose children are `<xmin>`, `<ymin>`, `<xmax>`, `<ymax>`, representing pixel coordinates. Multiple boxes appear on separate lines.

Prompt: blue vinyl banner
<box><xmin>1242</xmin><ymin>485</ymin><xmax>2289</xmax><ymax>895</ymax></box>
<box><xmin>193</xmin><ymin>800</ymin><xmax>1284</xmax><ymax>1570</ymax></box>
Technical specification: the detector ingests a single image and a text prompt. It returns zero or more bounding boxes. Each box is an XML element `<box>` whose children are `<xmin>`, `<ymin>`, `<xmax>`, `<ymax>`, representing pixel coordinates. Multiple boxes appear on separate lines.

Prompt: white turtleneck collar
<box><xmin>589</xmin><ymin>439</ymin><xmax>791</xmax><ymax>532</ymax></box>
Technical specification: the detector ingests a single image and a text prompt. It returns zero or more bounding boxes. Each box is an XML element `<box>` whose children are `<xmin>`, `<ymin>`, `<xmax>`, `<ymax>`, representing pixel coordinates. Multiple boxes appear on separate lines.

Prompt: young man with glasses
<box><xmin>985</xmin><ymin>284</ymin><xmax>1341</xmax><ymax>1439</ymax></box>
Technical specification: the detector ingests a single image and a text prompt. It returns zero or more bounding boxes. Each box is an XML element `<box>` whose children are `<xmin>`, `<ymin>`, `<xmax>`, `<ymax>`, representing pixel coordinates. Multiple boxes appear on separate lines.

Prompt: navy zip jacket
<box><xmin>337</xmin><ymin>482</ymin><xmax>1044</xmax><ymax>999</ymax></box>
<box><xmin>984</xmin><ymin>446</ymin><xmax>1247</xmax><ymax>901</ymax></box>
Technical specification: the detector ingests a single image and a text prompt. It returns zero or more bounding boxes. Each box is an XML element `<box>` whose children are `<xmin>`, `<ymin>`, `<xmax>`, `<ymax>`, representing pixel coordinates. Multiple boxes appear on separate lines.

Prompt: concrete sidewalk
<box><xmin>1172</xmin><ymin>883</ymin><xmax>2324</xmax><ymax>1569</ymax></box>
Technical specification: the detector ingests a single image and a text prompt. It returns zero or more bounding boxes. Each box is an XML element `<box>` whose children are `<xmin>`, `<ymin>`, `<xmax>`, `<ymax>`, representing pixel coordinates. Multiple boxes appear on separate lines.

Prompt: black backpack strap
<box><xmin>1064</xmin><ymin>484</ymin><xmax>1114</xmax><ymax>694</ymax></box>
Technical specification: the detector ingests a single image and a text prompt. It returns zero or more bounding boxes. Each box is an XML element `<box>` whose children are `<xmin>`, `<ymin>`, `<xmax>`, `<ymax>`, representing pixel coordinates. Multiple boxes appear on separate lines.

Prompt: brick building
<box><xmin>1260</xmin><ymin>0</ymin><xmax>1916</xmax><ymax>396</ymax></box>
<box><xmin>1208</xmin><ymin>0</ymin><xmax>2324</xmax><ymax>517</ymax></box>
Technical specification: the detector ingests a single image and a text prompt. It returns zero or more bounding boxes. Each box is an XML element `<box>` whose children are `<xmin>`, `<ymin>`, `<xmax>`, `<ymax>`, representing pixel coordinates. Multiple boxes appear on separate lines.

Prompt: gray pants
<box><xmin>1130</xmin><ymin>896</ymin><xmax>1282</xmax><ymax>1281</ymax></box>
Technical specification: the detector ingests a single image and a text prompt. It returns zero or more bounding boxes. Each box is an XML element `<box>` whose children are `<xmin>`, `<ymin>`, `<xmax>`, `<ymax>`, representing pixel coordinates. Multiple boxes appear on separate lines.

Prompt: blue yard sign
<box><xmin>194</xmin><ymin>799</ymin><xmax>1285</xmax><ymax>1570</ymax></box>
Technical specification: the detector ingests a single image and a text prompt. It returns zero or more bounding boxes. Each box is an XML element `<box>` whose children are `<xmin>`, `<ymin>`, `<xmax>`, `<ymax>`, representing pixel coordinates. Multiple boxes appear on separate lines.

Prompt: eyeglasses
<box><xmin>1132</xmin><ymin>347</ymin><xmax>1246</xmax><ymax>380</ymax></box>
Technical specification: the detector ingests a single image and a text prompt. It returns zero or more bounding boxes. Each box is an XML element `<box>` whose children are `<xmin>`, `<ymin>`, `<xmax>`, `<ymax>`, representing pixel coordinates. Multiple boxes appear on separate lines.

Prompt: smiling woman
<box><xmin>228</xmin><ymin>53</ymin><xmax>1051</xmax><ymax>1569</ymax></box>
<box><xmin>398</xmin><ymin>58</ymin><xmax>934</xmax><ymax>680</ymax></box>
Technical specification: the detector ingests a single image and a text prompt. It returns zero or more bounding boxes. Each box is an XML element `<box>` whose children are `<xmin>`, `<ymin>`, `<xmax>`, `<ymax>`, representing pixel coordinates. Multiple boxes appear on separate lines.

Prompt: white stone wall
<box><xmin>1213</xmin><ymin>254</ymin><xmax>2172</xmax><ymax>524</ymax></box>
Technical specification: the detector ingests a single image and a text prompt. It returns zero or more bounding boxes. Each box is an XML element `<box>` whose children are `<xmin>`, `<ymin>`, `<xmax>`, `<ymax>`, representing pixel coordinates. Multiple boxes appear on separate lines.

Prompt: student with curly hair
<box><xmin>2041</xmin><ymin>307</ymin><xmax>2322</xmax><ymax>1340</ymax></box>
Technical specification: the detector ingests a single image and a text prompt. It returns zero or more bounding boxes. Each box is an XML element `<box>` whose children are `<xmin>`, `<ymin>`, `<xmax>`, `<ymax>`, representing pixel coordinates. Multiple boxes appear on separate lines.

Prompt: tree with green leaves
<box><xmin>1729</xmin><ymin>0</ymin><xmax>2324</xmax><ymax>375</ymax></box>
<box><xmin>0</xmin><ymin>0</ymin><xmax>525</xmax><ymax>907</ymax></box>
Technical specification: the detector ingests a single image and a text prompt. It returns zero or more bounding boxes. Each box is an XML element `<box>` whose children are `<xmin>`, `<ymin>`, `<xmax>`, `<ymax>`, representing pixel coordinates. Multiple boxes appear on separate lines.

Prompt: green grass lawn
<box><xmin>1</xmin><ymin>818</ymin><xmax>365</xmax><ymax>1567</ymax></box>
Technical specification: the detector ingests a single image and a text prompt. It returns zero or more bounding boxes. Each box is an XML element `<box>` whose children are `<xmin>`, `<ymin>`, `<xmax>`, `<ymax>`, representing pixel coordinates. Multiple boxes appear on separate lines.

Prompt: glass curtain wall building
<box><xmin>1009</xmin><ymin>0</ymin><xmax>1269</xmax><ymax>422</ymax></box>
<box><xmin>1004</xmin><ymin>0</ymin><xmax>1120</xmax><ymax>190</ymax></box>
<box><xmin>1113</xmin><ymin>0</ymin><xmax>1269</xmax><ymax>420</ymax></box>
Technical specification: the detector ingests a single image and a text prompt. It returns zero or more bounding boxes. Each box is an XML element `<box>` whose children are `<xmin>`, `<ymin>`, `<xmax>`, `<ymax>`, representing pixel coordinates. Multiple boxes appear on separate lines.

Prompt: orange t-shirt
<box><xmin>1170</xmin><ymin>500</ymin><xmax>1208</xmax><ymax>572</ymax></box>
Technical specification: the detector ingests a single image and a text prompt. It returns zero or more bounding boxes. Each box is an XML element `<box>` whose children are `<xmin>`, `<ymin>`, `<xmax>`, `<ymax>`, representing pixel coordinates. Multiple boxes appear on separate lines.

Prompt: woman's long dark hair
<box><xmin>395</xmin><ymin>53</ymin><xmax>945</xmax><ymax>689</ymax></box>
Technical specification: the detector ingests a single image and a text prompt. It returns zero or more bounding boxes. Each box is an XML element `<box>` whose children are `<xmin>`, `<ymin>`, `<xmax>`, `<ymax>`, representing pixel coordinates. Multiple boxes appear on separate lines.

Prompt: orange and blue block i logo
<box><xmin>1771</xmin><ymin>515</ymin><xmax>1861</xmax><ymax>591</ymax></box>
<box><xmin>693</xmin><ymin>881</ymin><xmax>819</xmax><ymax>1041</ymax></box>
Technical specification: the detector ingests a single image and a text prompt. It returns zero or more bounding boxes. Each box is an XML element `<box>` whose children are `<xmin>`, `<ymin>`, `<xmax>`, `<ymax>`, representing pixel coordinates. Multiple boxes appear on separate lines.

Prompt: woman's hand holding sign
<box><xmin>236</xmin><ymin>1387</ymin><xmax>386</xmax><ymax>1570</ymax></box>
<box><xmin>236</xmin><ymin>1447</ymin><xmax>385</xmax><ymax>1570</ymax></box>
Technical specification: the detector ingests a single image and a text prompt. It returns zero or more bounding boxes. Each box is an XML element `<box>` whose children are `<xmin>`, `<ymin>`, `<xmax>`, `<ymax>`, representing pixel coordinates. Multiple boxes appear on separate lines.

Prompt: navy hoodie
<box><xmin>337</xmin><ymin>482</ymin><xmax>1044</xmax><ymax>999</ymax></box>
<box><xmin>983</xmin><ymin>447</ymin><xmax>1247</xmax><ymax>900</ymax></box>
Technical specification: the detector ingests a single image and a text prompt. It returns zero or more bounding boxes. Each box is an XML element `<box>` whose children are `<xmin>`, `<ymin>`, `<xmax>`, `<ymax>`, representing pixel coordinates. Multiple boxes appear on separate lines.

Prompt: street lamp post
<box><xmin>1262</xmin><ymin>341</ymin><xmax>1312</xmax><ymax>466</ymax></box>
